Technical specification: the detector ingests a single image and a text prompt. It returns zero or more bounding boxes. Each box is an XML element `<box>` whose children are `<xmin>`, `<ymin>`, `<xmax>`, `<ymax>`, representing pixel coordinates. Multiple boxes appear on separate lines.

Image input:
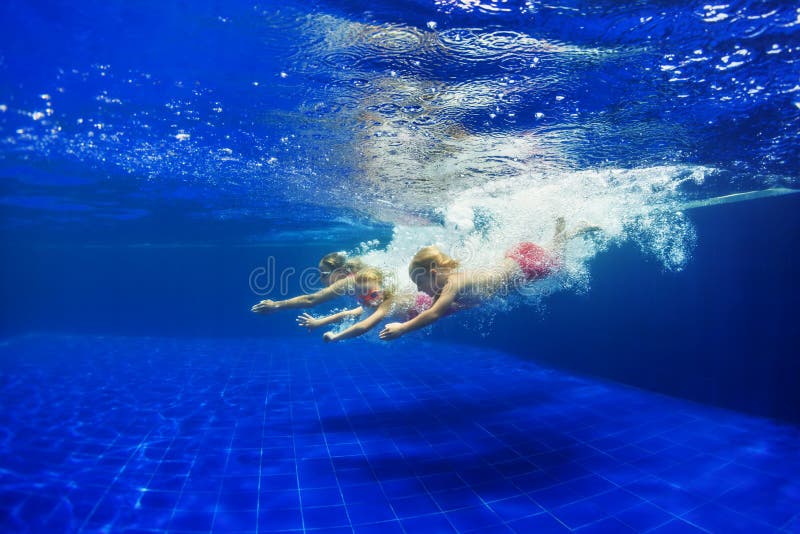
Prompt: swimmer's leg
<box><xmin>549</xmin><ymin>217</ymin><xmax>567</xmax><ymax>247</ymax></box>
<box><xmin>555</xmin><ymin>216</ymin><xmax>566</xmax><ymax>238</ymax></box>
<box><xmin>550</xmin><ymin>218</ymin><xmax>602</xmax><ymax>251</ymax></box>
<box><xmin>567</xmin><ymin>224</ymin><xmax>602</xmax><ymax>240</ymax></box>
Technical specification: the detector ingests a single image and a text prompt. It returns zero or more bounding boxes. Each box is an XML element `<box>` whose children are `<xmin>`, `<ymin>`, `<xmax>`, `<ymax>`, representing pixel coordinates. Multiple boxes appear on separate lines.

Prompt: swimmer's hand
<box><xmin>322</xmin><ymin>332</ymin><xmax>338</xmax><ymax>343</ymax></box>
<box><xmin>379</xmin><ymin>323</ymin><xmax>405</xmax><ymax>341</ymax></box>
<box><xmin>296</xmin><ymin>313</ymin><xmax>320</xmax><ymax>331</ymax></box>
<box><xmin>251</xmin><ymin>299</ymin><xmax>279</xmax><ymax>314</ymax></box>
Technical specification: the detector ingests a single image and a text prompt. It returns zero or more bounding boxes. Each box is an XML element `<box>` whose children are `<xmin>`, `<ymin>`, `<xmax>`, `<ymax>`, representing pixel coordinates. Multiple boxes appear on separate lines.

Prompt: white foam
<box><xmin>354</xmin><ymin>164</ymin><xmax>710</xmax><ymax>325</ymax></box>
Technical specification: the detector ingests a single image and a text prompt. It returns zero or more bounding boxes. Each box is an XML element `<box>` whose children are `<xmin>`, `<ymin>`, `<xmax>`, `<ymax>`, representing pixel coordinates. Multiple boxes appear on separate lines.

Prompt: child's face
<box><xmin>356</xmin><ymin>282</ymin><xmax>383</xmax><ymax>307</ymax></box>
<box><xmin>412</xmin><ymin>269</ymin><xmax>440</xmax><ymax>296</ymax></box>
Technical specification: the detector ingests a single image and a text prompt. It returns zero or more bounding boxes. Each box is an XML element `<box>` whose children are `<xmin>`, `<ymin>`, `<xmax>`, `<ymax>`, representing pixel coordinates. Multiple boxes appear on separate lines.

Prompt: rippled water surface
<box><xmin>1</xmin><ymin>0</ymin><xmax>798</xmax><ymax>247</ymax></box>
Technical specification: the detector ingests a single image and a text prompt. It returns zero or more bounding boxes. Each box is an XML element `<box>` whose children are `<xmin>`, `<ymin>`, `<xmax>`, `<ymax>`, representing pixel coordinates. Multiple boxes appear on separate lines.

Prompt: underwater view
<box><xmin>1</xmin><ymin>0</ymin><xmax>799</xmax><ymax>532</ymax></box>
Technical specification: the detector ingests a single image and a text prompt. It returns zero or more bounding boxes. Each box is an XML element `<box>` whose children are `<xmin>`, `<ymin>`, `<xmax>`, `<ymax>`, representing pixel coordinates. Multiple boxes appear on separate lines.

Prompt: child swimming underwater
<box><xmin>379</xmin><ymin>218</ymin><xmax>599</xmax><ymax>340</ymax></box>
<box><xmin>298</xmin><ymin>267</ymin><xmax>433</xmax><ymax>342</ymax></box>
<box><xmin>251</xmin><ymin>252</ymin><xmax>365</xmax><ymax>313</ymax></box>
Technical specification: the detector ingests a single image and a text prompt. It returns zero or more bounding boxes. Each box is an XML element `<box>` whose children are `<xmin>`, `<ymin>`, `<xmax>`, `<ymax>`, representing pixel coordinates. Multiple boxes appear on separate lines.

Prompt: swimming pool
<box><xmin>1</xmin><ymin>0</ymin><xmax>799</xmax><ymax>532</ymax></box>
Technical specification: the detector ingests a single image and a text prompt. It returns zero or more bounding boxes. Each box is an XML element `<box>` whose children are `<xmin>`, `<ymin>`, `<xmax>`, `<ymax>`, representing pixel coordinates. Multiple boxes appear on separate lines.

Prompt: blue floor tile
<box><xmin>446</xmin><ymin>506</ymin><xmax>505</xmax><ymax>531</ymax></box>
<box><xmin>349</xmin><ymin>520</ymin><xmax>405</xmax><ymax>533</ymax></box>
<box><xmin>508</xmin><ymin>469</ymin><xmax>560</xmax><ymax>494</ymax></box>
<box><xmin>486</xmin><ymin>495</ymin><xmax>543</xmax><ymax>522</ymax></box>
<box><xmin>347</xmin><ymin>502</ymin><xmax>397</xmax><ymax>525</ymax></box>
<box><xmin>257</xmin><ymin>507</ymin><xmax>302</xmax><ymax>531</ymax></box>
<box><xmin>432</xmin><ymin>487</ymin><xmax>486</xmax><ymax>512</ymax></box>
<box><xmin>529</xmin><ymin>480</ymin><xmax>584</xmax><ymax>510</ymax></box>
<box><xmin>623</xmin><ymin>475</ymin><xmax>707</xmax><ymax>516</ymax></box>
<box><xmin>301</xmin><ymin>505</ymin><xmax>350</xmax><ymax>530</ymax></box>
<box><xmin>211</xmin><ymin>509</ymin><xmax>258</xmax><ymax>532</ymax></box>
<box><xmin>301</xmin><ymin>486</ymin><xmax>344</xmax><ymax>508</ymax></box>
<box><xmin>574</xmin><ymin>516</ymin><xmax>637</xmax><ymax>533</ymax></box>
<box><xmin>381</xmin><ymin>477</ymin><xmax>428</xmax><ymax>499</ymax></box>
<box><xmin>168</xmin><ymin>509</ymin><xmax>216</xmax><ymax>531</ymax></box>
<box><xmin>647</xmin><ymin>518</ymin><xmax>709</xmax><ymax>533</ymax></box>
<box><xmin>782</xmin><ymin>513</ymin><xmax>800</xmax><ymax>532</ymax></box>
<box><xmin>614</xmin><ymin>501</ymin><xmax>675</xmax><ymax>532</ymax></box>
<box><xmin>682</xmin><ymin>502</ymin><xmax>777</xmax><ymax>533</ymax></box>
<box><xmin>390</xmin><ymin>493</ymin><xmax>441</xmax><ymax>518</ymax></box>
<box><xmin>402</xmin><ymin>513</ymin><xmax>458</xmax><ymax>533</ymax></box>
<box><xmin>340</xmin><ymin>483</ymin><xmax>384</xmax><ymax>505</ymax></box>
<box><xmin>585</xmin><ymin>487</ymin><xmax>644</xmax><ymax>515</ymax></box>
<box><xmin>507</xmin><ymin>512</ymin><xmax>571</xmax><ymax>533</ymax></box>
<box><xmin>0</xmin><ymin>335</ymin><xmax>797</xmax><ymax>534</ymax></box>
<box><xmin>551</xmin><ymin>497</ymin><xmax>610</xmax><ymax>530</ymax></box>
<box><xmin>712</xmin><ymin>474</ymin><xmax>799</xmax><ymax>527</ymax></box>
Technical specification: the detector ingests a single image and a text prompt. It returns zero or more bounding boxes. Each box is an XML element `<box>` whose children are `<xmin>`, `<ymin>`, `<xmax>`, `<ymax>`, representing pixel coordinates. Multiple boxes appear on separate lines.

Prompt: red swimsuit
<box><xmin>505</xmin><ymin>242</ymin><xmax>561</xmax><ymax>281</ymax></box>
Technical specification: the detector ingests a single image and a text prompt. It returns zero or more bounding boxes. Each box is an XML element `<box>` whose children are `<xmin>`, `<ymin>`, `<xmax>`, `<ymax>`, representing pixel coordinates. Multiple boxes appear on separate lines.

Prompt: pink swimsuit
<box><xmin>406</xmin><ymin>293</ymin><xmax>433</xmax><ymax>320</ymax></box>
<box><xmin>505</xmin><ymin>242</ymin><xmax>561</xmax><ymax>281</ymax></box>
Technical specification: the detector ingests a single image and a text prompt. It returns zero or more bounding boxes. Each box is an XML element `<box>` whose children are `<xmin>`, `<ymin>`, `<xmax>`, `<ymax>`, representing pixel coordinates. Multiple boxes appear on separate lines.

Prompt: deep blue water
<box><xmin>1</xmin><ymin>0</ymin><xmax>800</xmax><ymax>533</ymax></box>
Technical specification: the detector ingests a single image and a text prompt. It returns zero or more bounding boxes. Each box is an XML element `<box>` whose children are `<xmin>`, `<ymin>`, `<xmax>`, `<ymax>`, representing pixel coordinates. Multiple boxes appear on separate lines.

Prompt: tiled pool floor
<box><xmin>0</xmin><ymin>335</ymin><xmax>797</xmax><ymax>533</ymax></box>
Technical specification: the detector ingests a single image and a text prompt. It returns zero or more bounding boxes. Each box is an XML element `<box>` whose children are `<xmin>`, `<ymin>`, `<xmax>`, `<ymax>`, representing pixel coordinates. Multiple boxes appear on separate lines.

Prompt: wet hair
<box><xmin>408</xmin><ymin>246</ymin><xmax>459</xmax><ymax>278</ymax></box>
<box><xmin>355</xmin><ymin>267</ymin><xmax>394</xmax><ymax>298</ymax></box>
<box><xmin>355</xmin><ymin>267</ymin><xmax>382</xmax><ymax>286</ymax></box>
<box><xmin>319</xmin><ymin>252</ymin><xmax>345</xmax><ymax>271</ymax></box>
<box><xmin>319</xmin><ymin>252</ymin><xmax>364</xmax><ymax>276</ymax></box>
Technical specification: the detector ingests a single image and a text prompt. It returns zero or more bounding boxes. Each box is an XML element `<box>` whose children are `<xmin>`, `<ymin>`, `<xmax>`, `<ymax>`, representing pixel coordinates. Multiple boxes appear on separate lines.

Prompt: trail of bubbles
<box><xmin>354</xmin><ymin>164</ymin><xmax>708</xmax><ymax>331</ymax></box>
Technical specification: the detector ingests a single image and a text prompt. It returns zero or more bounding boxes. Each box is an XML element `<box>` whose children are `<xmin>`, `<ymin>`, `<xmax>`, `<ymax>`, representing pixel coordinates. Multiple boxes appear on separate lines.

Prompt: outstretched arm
<box><xmin>379</xmin><ymin>282</ymin><xmax>458</xmax><ymax>340</ymax></box>
<box><xmin>251</xmin><ymin>277</ymin><xmax>353</xmax><ymax>314</ymax></box>
<box><xmin>323</xmin><ymin>300</ymin><xmax>392</xmax><ymax>342</ymax></box>
<box><xmin>296</xmin><ymin>307</ymin><xmax>363</xmax><ymax>331</ymax></box>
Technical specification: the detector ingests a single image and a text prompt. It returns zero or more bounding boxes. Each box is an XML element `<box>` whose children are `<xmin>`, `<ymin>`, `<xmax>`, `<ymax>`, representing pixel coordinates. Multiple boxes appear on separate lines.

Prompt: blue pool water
<box><xmin>1</xmin><ymin>0</ymin><xmax>800</xmax><ymax>533</ymax></box>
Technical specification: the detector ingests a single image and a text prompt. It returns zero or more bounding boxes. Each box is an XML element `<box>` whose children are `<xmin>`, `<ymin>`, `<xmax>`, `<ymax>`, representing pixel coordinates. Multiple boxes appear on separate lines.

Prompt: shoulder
<box><xmin>450</xmin><ymin>270</ymin><xmax>476</xmax><ymax>290</ymax></box>
<box><xmin>331</xmin><ymin>277</ymin><xmax>355</xmax><ymax>291</ymax></box>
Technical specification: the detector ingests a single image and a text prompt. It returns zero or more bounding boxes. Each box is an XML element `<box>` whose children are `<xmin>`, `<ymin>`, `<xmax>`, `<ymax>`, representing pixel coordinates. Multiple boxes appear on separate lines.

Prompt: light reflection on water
<box><xmin>0</xmin><ymin>0</ymin><xmax>797</xmax><ymax>240</ymax></box>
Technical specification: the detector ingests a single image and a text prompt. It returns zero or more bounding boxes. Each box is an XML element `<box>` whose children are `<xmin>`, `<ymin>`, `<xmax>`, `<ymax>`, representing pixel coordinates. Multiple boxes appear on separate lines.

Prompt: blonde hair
<box><xmin>319</xmin><ymin>252</ymin><xmax>364</xmax><ymax>276</ymax></box>
<box><xmin>355</xmin><ymin>267</ymin><xmax>394</xmax><ymax>298</ymax></box>
<box><xmin>408</xmin><ymin>246</ymin><xmax>459</xmax><ymax>277</ymax></box>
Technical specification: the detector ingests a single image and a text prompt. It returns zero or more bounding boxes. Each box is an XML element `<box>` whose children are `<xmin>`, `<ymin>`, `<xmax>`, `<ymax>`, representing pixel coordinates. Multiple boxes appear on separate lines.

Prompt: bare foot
<box><xmin>571</xmin><ymin>223</ymin><xmax>602</xmax><ymax>239</ymax></box>
<box><xmin>555</xmin><ymin>216</ymin><xmax>566</xmax><ymax>236</ymax></box>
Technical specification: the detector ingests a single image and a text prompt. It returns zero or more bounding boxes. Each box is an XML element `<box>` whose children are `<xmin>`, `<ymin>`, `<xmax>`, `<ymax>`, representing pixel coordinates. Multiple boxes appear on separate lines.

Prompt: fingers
<box><xmin>251</xmin><ymin>300</ymin><xmax>270</xmax><ymax>313</ymax></box>
<box><xmin>378</xmin><ymin>328</ymin><xmax>393</xmax><ymax>340</ymax></box>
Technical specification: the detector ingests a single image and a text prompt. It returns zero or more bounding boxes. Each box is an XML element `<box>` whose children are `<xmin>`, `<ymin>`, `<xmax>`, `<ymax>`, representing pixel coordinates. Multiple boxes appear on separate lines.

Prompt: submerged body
<box><xmin>298</xmin><ymin>289</ymin><xmax>433</xmax><ymax>342</ymax></box>
<box><xmin>380</xmin><ymin>219</ymin><xmax>598</xmax><ymax>340</ymax></box>
<box><xmin>299</xmin><ymin>268</ymin><xmax>434</xmax><ymax>342</ymax></box>
<box><xmin>251</xmin><ymin>252</ymin><xmax>364</xmax><ymax>313</ymax></box>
